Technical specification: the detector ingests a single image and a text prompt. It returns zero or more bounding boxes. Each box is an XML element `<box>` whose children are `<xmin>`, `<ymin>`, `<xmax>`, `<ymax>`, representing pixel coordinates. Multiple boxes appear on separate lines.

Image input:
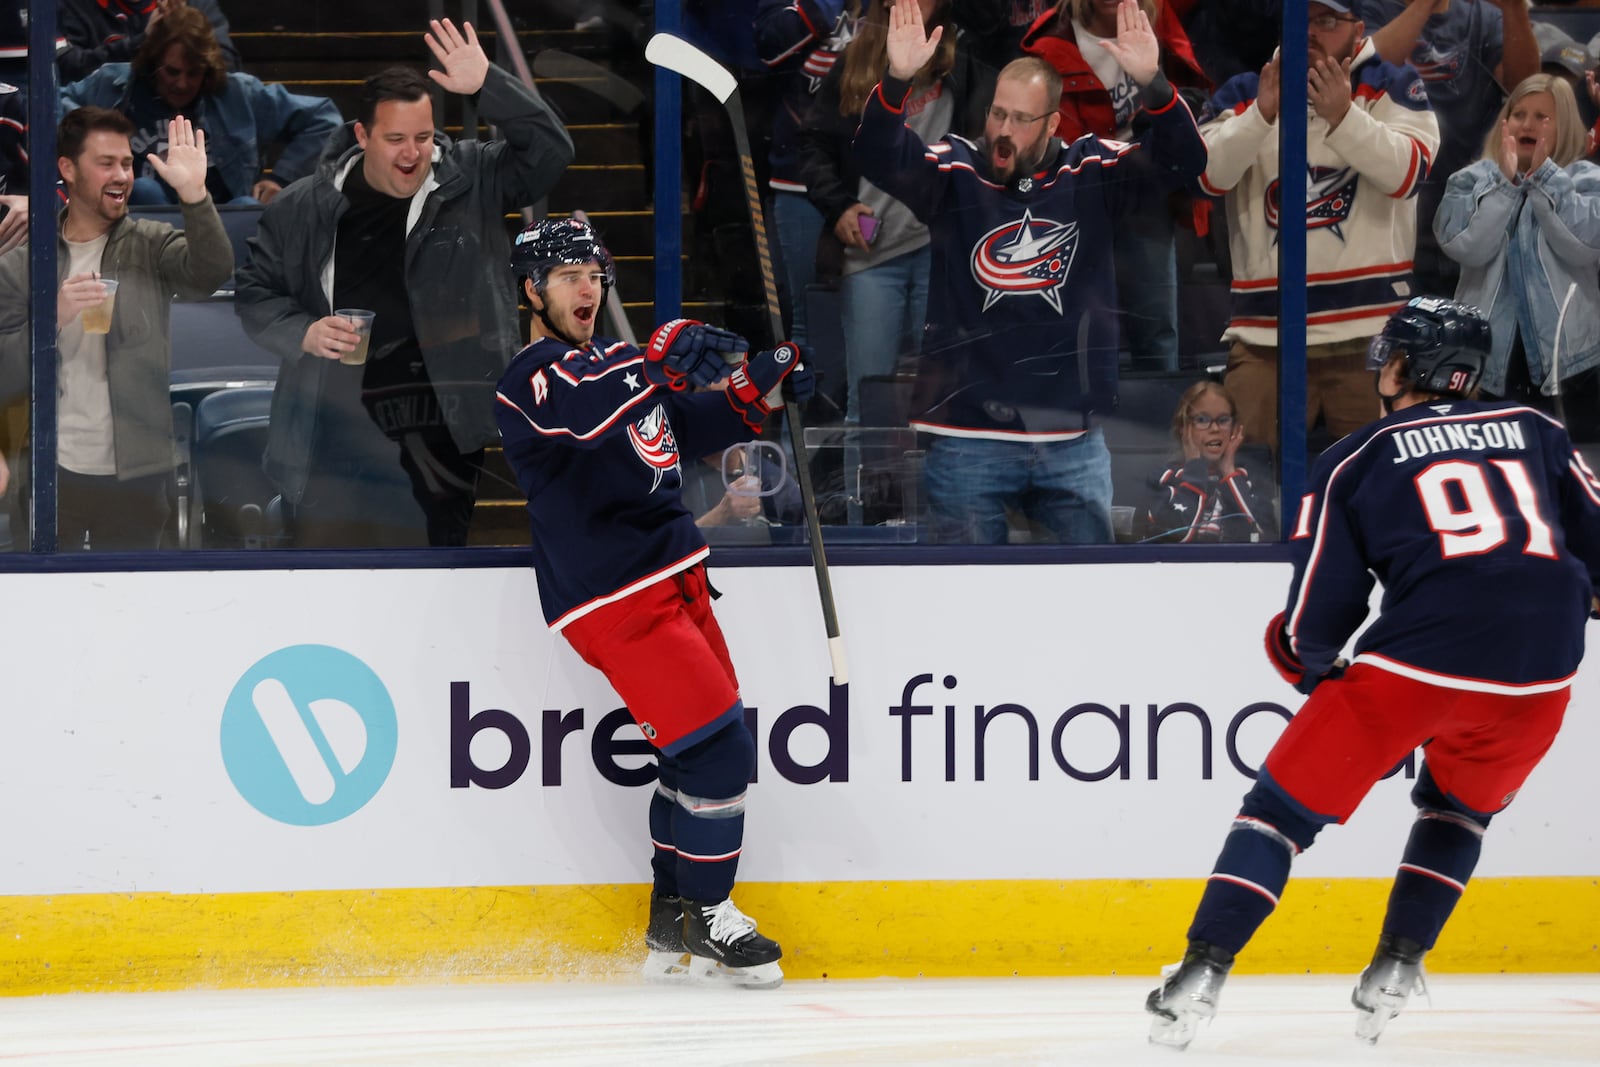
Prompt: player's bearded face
<box><xmin>534</xmin><ymin>262</ymin><xmax>605</xmax><ymax>344</ymax></box>
<box><xmin>984</xmin><ymin>76</ymin><xmax>1057</xmax><ymax>184</ymax></box>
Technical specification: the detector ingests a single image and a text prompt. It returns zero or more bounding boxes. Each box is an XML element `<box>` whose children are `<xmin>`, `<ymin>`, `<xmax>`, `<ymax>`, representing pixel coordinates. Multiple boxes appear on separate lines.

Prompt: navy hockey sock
<box><xmin>665</xmin><ymin>718</ymin><xmax>756</xmax><ymax>903</ymax></box>
<box><xmin>648</xmin><ymin>763</ymin><xmax>679</xmax><ymax>897</ymax></box>
<box><xmin>1188</xmin><ymin>774</ymin><xmax>1330</xmax><ymax>954</ymax></box>
<box><xmin>1381</xmin><ymin>766</ymin><xmax>1490</xmax><ymax>950</ymax></box>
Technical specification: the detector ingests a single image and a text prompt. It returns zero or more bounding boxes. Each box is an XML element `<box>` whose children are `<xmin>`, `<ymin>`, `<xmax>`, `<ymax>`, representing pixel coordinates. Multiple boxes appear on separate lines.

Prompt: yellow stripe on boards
<box><xmin>3</xmin><ymin>879</ymin><xmax>1595</xmax><ymax>996</ymax></box>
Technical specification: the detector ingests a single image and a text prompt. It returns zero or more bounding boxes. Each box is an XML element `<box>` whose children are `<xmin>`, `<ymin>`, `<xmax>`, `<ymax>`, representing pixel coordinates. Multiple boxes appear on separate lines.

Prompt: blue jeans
<box><xmin>923</xmin><ymin>430</ymin><xmax>1113</xmax><ymax>544</ymax></box>
<box><xmin>771</xmin><ymin>190</ymin><xmax>823</xmax><ymax>348</ymax></box>
<box><xmin>1114</xmin><ymin>214</ymin><xmax>1179</xmax><ymax>373</ymax></box>
<box><xmin>841</xmin><ymin>245</ymin><xmax>930</xmax><ymax>424</ymax></box>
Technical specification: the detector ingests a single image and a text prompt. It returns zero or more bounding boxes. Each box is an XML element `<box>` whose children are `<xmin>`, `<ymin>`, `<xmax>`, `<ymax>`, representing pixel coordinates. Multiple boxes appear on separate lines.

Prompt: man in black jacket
<box><xmin>236</xmin><ymin>19</ymin><xmax>573</xmax><ymax>548</ymax></box>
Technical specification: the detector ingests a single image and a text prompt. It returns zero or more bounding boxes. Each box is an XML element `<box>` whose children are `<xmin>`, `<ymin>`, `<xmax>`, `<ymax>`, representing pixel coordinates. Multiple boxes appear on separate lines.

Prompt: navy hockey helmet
<box><xmin>509</xmin><ymin>217</ymin><xmax>616</xmax><ymax>302</ymax></box>
<box><xmin>1366</xmin><ymin>296</ymin><xmax>1492</xmax><ymax>398</ymax></box>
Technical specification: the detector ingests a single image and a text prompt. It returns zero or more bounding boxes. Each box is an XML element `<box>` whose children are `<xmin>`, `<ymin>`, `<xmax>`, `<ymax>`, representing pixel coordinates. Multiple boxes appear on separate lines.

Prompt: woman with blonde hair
<box><xmin>1435</xmin><ymin>73</ymin><xmax>1600</xmax><ymax>439</ymax></box>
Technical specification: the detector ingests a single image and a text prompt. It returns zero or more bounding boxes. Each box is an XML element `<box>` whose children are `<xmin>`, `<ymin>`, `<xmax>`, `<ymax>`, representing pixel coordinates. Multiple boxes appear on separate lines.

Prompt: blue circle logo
<box><xmin>221</xmin><ymin>645</ymin><xmax>399</xmax><ymax>826</ymax></box>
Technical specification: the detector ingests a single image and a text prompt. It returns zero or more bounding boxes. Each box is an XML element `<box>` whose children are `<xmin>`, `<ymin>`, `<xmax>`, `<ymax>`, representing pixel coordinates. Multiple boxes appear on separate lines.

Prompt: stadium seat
<box><xmin>186</xmin><ymin>385</ymin><xmax>286</xmax><ymax>549</ymax></box>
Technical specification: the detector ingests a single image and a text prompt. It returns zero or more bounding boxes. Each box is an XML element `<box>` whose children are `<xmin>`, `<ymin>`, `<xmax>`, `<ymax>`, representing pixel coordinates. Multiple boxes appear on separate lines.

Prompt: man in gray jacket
<box><xmin>236</xmin><ymin>19</ymin><xmax>574</xmax><ymax>548</ymax></box>
<box><xmin>0</xmin><ymin>106</ymin><xmax>232</xmax><ymax>551</ymax></box>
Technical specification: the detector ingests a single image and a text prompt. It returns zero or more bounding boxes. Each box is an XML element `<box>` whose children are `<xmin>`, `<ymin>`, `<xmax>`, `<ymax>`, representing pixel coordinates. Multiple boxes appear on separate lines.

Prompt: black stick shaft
<box><xmin>724</xmin><ymin>92</ymin><xmax>846</xmax><ymax>679</ymax></box>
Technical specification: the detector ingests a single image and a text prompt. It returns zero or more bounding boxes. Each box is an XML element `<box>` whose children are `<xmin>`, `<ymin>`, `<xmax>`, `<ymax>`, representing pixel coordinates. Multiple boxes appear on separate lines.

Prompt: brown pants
<box><xmin>1225</xmin><ymin>338</ymin><xmax>1380</xmax><ymax>449</ymax></box>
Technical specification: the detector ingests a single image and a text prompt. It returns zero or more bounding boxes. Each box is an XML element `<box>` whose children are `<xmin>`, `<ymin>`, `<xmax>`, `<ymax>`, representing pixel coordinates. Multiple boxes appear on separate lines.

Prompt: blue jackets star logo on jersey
<box><xmin>1409</xmin><ymin>42</ymin><xmax>1465</xmax><ymax>84</ymax></box>
<box><xmin>969</xmin><ymin>209</ymin><xmax>1078</xmax><ymax>314</ymax></box>
<box><xmin>627</xmin><ymin>402</ymin><xmax>681</xmax><ymax>492</ymax></box>
<box><xmin>1265</xmin><ymin>165</ymin><xmax>1359</xmax><ymax>240</ymax></box>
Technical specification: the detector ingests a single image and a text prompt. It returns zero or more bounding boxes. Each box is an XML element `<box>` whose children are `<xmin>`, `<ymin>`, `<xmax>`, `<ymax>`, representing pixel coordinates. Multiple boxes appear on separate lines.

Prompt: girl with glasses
<box><xmin>1141</xmin><ymin>380</ymin><xmax>1273</xmax><ymax>542</ymax></box>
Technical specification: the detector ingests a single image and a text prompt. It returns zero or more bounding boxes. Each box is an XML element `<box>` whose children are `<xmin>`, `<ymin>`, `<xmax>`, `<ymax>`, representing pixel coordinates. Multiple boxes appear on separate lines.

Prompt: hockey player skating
<box><xmin>493</xmin><ymin>218</ymin><xmax>814</xmax><ymax>988</ymax></box>
<box><xmin>1146</xmin><ymin>298</ymin><xmax>1600</xmax><ymax>1048</ymax></box>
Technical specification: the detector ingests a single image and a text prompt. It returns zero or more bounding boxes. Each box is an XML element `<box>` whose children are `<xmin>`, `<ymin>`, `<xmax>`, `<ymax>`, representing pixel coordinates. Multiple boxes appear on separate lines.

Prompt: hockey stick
<box><xmin>645</xmin><ymin>31</ymin><xmax>848</xmax><ymax>685</ymax></box>
<box><xmin>1549</xmin><ymin>282</ymin><xmax>1578</xmax><ymax>428</ymax></box>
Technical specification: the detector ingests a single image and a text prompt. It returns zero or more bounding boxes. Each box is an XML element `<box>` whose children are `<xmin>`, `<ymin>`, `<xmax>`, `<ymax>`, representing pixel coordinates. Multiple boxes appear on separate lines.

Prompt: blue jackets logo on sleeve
<box><xmin>220</xmin><ymin>645</ymin><xmax>399</xmax><ymax>826</ymax></box>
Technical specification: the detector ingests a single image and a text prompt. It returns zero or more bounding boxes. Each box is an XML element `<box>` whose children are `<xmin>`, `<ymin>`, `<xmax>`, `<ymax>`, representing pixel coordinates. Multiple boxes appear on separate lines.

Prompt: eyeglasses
<box><xmin>987</xmin><ymin>106</ymin><xmax>1049</xmax><ymax>127</ymax></box>
<box><xmin>1309</xmin><ymin>14</ymin><xmax>1358</xmax><ymax>32</ymax></box>
<box><xmin>1189</xmin><ymin>413</ymin><xmax>1236</xmax><ymax>429</ymax></box>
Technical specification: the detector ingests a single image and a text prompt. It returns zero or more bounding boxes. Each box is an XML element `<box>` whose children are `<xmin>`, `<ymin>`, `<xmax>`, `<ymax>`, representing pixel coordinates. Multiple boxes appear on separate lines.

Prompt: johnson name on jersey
<box><xmin>495</xmin><ymin>335</ymin><xmax>756</xmax><ymax>630</ymax></box>
<box><xmin>1284</xmin><ymin>399</ymin><xmax>1600</xmax><ymax>692</ymax></box>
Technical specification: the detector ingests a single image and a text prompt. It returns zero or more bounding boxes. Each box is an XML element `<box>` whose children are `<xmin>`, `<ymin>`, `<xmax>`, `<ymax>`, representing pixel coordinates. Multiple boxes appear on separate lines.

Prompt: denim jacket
<box><xmin>1434</xmin><ymin>157</ymin><xmax>1600</xmax><ymax>396</ymax></box>
<box><xmin>61</xmin><ymin>64</ymin><xmax>341</xmax><ymax>202</ymax></box>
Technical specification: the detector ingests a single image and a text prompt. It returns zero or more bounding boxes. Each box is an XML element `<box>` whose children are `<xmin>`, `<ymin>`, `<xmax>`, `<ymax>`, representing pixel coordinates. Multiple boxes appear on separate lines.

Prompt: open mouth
<box><xmin>104</xmin><ymin>187</ymin><xmax>127</xmax><ymax>206</ymax></box>
<box><xmin>397</xmin><ymin>161</ymin><xmax>420</xmax><ymax>178</ymax></box>
<box><xmin>573</xmin><ymin>304</ymin><xmax>596</xmax><ymax>327</ymax></box>
<box><xmin>993</xmin><ymin>139</ymin><xmax>1015</xmax><ymax>169</ymax></box>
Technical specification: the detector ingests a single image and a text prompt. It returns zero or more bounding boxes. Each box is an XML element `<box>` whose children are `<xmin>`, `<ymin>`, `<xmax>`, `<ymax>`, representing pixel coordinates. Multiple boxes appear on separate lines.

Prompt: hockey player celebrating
<box><xmin>493</xmin><ymin>218</ymin><xmax>814</xmax><ymax>988</ymax></box>
<box><xmin>1146</xmin><ymin>298</ymin><xmax>1600</xmax><ymax>1048</ymax></box>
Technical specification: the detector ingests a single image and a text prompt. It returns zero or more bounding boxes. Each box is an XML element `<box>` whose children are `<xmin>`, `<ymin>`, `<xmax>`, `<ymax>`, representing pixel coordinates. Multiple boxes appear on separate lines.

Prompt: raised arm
<box><xmin>147</xmin><ymin>116</ymin><xmax>233</xmax><ymax>297</ymax></box>
<box><xmin>426</xmin><ymin>19</ymin><xmax>574</xmax><ymax>210</ymax></box>
<box><xmin>1434</xmin><ymin>158</ymin><xmax>1522</xmax><ymax>268</ymax></box>
<box><xmin>1322</xmin><ymin>65</ymin><xmax>1439</xmax><ymax>197</ymax></box>
<box><xmin>1523</xmin><ymin>160</ymin><xmax>1600</xmax><ymax>268</ymax></box>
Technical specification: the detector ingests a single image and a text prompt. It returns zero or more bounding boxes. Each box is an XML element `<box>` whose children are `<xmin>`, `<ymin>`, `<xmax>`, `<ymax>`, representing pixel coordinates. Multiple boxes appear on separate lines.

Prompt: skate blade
<box><xmin>1353</xmin><ymin>991</ymin><xmax>1406</xmax><ymax>1045</ymax></box>
<box><xmin>1146</xmin><ymin>980</ymin><xmax>1216</xmax><ymax>1050</ymax></box>
<box><xmin>640</xmin><ymin>949</ymin><xmax>693</xmax><ymax>983</ymax></box>
<box><xmin>1147</xmin><ymin>1011</ymin><xmax>1203</xmax><ymax>1050</ymax></box>
<box><xmin>687</xmin><ymin>955</ymin><xmax>784</xmax><ymax>990</ymax></box>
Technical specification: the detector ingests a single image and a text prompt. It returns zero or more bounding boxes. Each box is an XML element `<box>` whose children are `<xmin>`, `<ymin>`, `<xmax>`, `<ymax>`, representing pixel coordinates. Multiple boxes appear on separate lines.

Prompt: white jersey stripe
<box><xmin>1351</xmin><ymin>652</ymin><xmax>1575</xmax><ymax>695</ymax></box>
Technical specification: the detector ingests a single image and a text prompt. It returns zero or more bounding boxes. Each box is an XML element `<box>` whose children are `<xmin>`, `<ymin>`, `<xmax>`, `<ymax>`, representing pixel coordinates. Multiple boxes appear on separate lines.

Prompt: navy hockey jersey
<box><xmin>1285</xmin><ymin>399</ymin><xmax>1600</xmax><ymax>691</ymax></box>
<box><xmin>851</xmin><ymin>73</ymin><xmax>1206</xmax><ymax>438</ymax></box>
<box><xmin>495</xmin><ymin>335</ymin><xmax>756</xmax><ymax>631</ymax></box>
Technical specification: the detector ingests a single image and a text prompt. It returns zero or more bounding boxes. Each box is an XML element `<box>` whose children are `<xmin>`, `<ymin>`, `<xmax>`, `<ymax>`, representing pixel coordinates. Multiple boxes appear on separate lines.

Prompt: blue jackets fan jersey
<box><xmin>1285</xmin><ymin>400</ymin><xmax>1600</xmax><ymax>691</ymax></box>
<box><xmin>852</xmin><ymin>74</ymin><xmax>1206</xmax><ymax>439</ymax></box>
<box><xmin>495</xmin><ymin>335</ymin><xmax>756</xmax><ymax>631</ymax></box>
<box><xmin>1199</xmin><ymin>38</ymin><xmax>1438</xmax><ymax>346</ymax></box>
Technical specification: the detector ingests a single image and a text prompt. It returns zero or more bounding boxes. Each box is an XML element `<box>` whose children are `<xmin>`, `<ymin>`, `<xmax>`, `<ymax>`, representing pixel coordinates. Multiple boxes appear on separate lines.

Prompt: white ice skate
<box><xmin>681</xmin><ymin>897</ymin><xmax>784</xmax><ymax>989</ymax></box>
<box><xmin>1146</xmin><ymin>942</ymin><xmax>1234</xmax><ymax>1050</ymax></box>
<box><xmin>1352</xmin><ymin>935</ymin><xmax>1428</xmax><ymax>1044</ymax></box>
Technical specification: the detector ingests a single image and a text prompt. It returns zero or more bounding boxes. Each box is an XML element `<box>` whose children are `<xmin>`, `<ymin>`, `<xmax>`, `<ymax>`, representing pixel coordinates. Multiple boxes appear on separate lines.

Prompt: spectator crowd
<box><xmin>2</xmin><ymin>0</ymin><xmax>1599</xmax><ymax>550</ymax></box>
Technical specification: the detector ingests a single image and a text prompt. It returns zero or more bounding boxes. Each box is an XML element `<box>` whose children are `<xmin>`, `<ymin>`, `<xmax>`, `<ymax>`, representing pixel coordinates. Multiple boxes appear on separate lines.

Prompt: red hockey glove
<box><xmin>725</xmin><ymin>341</ymin><xmax>810</xmax><ymax>429</ymax></box>
<box><xmin>1265</xmin><ymin>612</ymin><xmax>1347</xmax><ymax>695</ymax></box>
<box><xmin>645</xmin><ymin>319</ymin><xmax>747</xmax><ymax>391</ymax></box>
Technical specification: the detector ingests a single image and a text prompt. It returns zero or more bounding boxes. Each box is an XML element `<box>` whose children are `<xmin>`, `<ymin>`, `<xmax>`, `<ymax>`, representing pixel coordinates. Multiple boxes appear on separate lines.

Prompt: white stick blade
<box><xmin>645</xmin><ymin>32</ymin><xmax>737</xmax><ymax>104</ymax></box>
<box><xmin>828</xmin><ymin>636</ymin><xmax>848</xmax><ymax>686</ymax></box>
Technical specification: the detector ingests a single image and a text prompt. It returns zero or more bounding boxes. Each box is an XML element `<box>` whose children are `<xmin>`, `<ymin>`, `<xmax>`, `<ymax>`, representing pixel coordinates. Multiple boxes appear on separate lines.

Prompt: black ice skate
<box><xmin>1352</xmin><ymin>934</ymin><xmax>1428</xmax><ymax>1044</ymax></box>
<box><xmin>680</xmin><ymin>897</ymin><xmax>784</xmax><ymax>989</ymax></box>
<box><xmin>1145</xmin><ymin>941</ymin><xmax>1235</xmax><ymax>1050</ymax></box>
<box><xmin>639</xmin><ymin>893</ymin><xmax>691</xmax><ymax>983</ymax></box>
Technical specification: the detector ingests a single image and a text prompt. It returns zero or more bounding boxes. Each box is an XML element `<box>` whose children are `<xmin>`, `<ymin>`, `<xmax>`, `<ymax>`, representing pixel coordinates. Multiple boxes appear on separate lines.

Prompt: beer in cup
<box><xmin>81</xmin><ymin>278</ymin><xmax>119</xmax><ymax>335</ymax></box>
<box><xmin>335</xmin><ymin>309</ymin><xmax>376</xmax><ymax>365</ymax></box>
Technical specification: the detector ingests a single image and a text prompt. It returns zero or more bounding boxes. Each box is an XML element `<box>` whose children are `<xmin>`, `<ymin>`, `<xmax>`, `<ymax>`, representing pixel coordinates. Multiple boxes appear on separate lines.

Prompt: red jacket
<box><xmin>1020</xmin><ymin>3</ymin><xmax>1209</xmax><ymax>143</ymax></box>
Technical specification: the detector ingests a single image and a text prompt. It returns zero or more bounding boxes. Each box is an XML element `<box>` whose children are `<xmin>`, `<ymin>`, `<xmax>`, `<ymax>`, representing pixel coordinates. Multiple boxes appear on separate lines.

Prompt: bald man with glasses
<box><xmin>851</xmin><ymin>0</ymin><xmax>1206</xmax><ymax>545</ymax></box>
